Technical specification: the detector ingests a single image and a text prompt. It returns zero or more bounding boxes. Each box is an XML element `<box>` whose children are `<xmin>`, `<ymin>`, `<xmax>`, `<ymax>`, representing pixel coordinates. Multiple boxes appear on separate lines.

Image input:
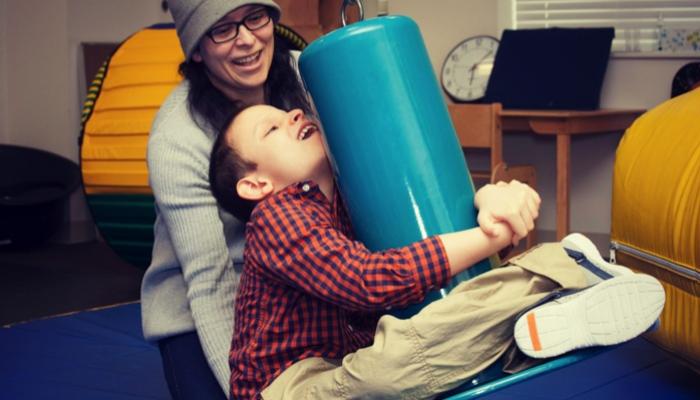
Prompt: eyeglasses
<box><xmin>207</xmin><ymin>8</ymin><xmax>271</xmax><ymax>44</ymax></box>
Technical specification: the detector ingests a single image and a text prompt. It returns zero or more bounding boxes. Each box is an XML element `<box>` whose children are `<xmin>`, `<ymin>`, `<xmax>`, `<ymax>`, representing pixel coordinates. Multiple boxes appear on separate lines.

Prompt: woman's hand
<box><xmin>474</xmin><ymin>180</ymin><xmax>541</xmax><ymax>245</ymax></box>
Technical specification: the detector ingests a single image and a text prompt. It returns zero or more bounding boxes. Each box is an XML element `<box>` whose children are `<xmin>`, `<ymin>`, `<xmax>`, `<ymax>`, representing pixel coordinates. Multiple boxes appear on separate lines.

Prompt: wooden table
<box><xmin>499</xmin><ymin>109</ymin><xmax>645</xmax><ymax>240</ymax></box>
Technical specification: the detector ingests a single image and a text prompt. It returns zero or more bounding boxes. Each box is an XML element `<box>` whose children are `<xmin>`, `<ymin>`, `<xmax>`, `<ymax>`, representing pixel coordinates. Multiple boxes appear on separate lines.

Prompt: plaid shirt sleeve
<box><xmin>247</xmin><ymin>187</ymin><xmax>451</xmax><ymax>312</ymax></box>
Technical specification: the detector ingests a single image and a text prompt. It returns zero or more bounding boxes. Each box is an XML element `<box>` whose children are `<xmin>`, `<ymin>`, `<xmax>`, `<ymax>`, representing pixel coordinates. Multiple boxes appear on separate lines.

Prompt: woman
<box><xmin>140</xmin><ymin>1</ymin><xmax>311</xmax><ymax>399</ymax></box>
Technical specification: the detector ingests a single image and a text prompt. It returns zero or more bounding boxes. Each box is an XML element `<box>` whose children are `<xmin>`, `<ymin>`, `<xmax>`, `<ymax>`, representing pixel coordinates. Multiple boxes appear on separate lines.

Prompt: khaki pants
<box><xmin>261</xmin><ymin>243</ymin><xmax>589</xmax><ymax>400</ymax></box>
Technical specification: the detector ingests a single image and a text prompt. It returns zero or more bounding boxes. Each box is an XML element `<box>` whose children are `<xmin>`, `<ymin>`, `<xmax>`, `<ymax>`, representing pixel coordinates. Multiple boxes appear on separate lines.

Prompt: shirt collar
<box><xmin>265</xmin><ymin>180</ymin><xmax>351</xmax><ymax>236</ymax></box>
<box><xmin>287</xmin><ymin>180</ymin><xmax>322</xmax><ymax>196</ymax></box>
<box><xmin>282</xmin><ymin>180</ymin><xmax>343</xmax><ymax>211</ymax></box>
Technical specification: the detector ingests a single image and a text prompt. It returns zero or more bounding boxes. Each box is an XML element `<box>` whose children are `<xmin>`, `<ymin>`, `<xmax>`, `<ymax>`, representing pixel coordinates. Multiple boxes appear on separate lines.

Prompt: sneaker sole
<box><xmin>514</xmin><ymin>275</ymin><xmax>665</xmax><ymax>358</ymax></box>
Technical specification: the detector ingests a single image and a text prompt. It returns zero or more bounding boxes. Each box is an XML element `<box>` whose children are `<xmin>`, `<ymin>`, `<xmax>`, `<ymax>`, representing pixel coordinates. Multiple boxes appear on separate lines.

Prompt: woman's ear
<box><xmin>192</xmin><ymin>49</ymin><xmax>202</xmax><ymax>63</ymax></box>
<box><xmin>236</xmin><ymin>175</ymin><xmax>274</xmax><ymax>201</ymax></box>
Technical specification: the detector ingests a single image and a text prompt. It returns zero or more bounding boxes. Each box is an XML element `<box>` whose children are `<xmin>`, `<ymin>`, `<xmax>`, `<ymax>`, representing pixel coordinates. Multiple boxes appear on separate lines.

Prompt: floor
<box><xmin>0</xmin><ymin>239</ymin><xmax>143</xmax><ymax>326</ymax></box>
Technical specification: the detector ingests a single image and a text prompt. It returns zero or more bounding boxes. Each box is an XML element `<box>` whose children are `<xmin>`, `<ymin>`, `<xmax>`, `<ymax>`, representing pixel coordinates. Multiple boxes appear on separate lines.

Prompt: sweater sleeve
<box><xmin>147</xmin><ymin>96</ymin><xmax>240</xmax><ymax>392</ymax></box>
<box><xmin>247</xmin><ymin>191</ymin><xmax>451</xmax><ymax>312</ymax></box>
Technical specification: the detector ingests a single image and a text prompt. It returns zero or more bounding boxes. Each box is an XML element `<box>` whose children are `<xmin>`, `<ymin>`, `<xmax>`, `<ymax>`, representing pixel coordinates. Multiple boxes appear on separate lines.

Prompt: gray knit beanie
<box><xmin>167</xmin><ymin>0</ymin><xmax>282</xmax><ymax>59</ymax></box>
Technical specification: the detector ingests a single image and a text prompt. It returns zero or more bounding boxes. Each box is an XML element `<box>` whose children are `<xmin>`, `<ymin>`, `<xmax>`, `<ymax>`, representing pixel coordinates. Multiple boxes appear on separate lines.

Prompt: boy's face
<box><xmin>230</xmin><ymin>105</ymin><xmax>329</xmax><ymax>194</ymax></box>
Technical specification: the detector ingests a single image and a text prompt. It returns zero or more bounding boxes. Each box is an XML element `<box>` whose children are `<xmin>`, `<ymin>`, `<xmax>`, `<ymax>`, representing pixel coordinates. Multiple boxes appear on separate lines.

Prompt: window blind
<box><xmin>514</xmin><ymin>0</ymin><xmax>700</xmax><ymax>52</ymax></box>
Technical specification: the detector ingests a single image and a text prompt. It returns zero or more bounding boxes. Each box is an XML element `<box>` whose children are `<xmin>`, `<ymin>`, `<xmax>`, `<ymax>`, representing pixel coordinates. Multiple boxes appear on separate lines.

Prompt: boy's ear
<box><xmin>236</xmin><ymin>175</ymin><xmax>274</xmax><ymax>201</ymax></box>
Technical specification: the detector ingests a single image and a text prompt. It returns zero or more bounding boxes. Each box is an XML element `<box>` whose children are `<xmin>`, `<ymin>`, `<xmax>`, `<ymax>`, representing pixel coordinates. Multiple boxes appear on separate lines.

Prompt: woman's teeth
<box><xmin>233</xmin><ymin>51</ymin><xmax>260</xmax><ymax>66</ymax></box>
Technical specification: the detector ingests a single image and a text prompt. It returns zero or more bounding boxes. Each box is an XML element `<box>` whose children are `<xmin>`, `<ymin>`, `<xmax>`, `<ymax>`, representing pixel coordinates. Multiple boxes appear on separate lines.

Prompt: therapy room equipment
<box><xmin>299</xmin><ymin>15</ymin><xmax>493</xmax><ymax>305</ymax></box>
<box><xmin>610</xmin><ymin>87</ymin><xmax>700</xmax><ymax>370</ymax></box>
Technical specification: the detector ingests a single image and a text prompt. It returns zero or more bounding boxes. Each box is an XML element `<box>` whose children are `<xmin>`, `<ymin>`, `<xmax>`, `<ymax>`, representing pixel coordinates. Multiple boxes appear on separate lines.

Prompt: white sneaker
<box><xmin>513</xmin><ymin>274</ymin><xmax>665</xmax><ymax>359</ymax></box>
<box><xmin>561</xmin><ymin>233</ymin><xmax>633</xmax><ymax>284</ymax></box>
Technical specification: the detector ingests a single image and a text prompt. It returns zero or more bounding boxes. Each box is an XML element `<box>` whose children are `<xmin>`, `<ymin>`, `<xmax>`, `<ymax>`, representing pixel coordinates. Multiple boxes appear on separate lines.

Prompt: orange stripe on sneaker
<box><xmin>526</xmin><ymin>312</ymin><xmax>542</xmax><ymax>351</ymax></box>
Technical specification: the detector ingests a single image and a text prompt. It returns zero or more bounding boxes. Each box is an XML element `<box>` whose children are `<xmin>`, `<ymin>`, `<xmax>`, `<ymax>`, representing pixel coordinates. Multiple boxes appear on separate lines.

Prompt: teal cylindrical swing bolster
<box><xmin>299</xmin><ymin>16</ymin><xmax>492</xmax><ymax>316</ymax></box>
<box><xmin>298</xmin><ymin>16</ymin><xmax>602</xmax><ymax>399</ymax></box>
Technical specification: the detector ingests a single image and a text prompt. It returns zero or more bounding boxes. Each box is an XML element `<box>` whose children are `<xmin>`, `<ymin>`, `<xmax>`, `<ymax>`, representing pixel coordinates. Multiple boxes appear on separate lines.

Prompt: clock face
<box><xmin>441</xmin><ymin>36</ymin><xmax>499</xmax><ymax>102</ymax></box>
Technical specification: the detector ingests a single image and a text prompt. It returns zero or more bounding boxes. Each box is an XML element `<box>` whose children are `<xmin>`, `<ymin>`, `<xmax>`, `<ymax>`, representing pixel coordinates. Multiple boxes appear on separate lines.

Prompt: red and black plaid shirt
<box><xmin>229</xmin><ymin>181</ymin><xmax>450</xmax><ymax>399</ymax></box>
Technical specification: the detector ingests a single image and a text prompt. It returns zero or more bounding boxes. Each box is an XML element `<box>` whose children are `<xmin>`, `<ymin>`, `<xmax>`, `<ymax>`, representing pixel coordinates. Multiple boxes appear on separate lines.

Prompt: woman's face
<box><xmin>193</xmin><ymin>5</ymin><xmax>275</xmax><ymax>102</ymax></box>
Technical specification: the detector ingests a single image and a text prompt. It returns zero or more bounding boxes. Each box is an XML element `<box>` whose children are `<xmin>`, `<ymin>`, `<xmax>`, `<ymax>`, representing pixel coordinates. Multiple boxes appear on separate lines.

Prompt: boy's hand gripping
<box><xmin>474</xmin><ymin>180</ymin><xmax>541</xmax><ymax>246</ymax></box>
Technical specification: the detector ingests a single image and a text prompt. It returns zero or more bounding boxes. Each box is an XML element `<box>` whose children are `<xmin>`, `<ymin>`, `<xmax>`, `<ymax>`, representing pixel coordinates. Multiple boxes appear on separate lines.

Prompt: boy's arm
<box><xmin>249</xmin><ymin>194</ymin><xmax>452</xmax><ymax>312</ymax></box>
<box><xmin>251</xmin><ymin>189</ymin><xmax>514</xmax><ymax>312</ymax></box>
<box><xmin>439</xmin><ymin>223</ymin><xmax>513</xmax><ymax>276</ymax></box>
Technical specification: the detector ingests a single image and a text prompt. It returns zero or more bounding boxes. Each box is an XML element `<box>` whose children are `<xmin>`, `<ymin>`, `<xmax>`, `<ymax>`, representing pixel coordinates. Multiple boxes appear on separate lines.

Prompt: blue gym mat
<box><xmin>1</xmin><ymin>303</ymin><xmax>169</xmax><ymax>399</ymax></box>
<box><xmin>1</xmin><ymin>303</ymin><xmax>697</xmax><ymax>399</ymax></box>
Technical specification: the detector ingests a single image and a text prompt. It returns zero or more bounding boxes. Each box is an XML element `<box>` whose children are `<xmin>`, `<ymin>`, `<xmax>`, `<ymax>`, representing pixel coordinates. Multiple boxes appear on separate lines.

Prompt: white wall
<box><xmin>5</xmin><ymin>1</ymin><xmax>72</xmax><ymax>156</ymax></box>
<box><xmin>0</xmin><ymin>0</ymin><xmax>8</xmax><ymax>144</ymax></box>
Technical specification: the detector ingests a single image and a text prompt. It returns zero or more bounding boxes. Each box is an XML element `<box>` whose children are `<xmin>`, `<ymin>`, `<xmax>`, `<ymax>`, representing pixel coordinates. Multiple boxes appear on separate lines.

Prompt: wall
<box><xmin>389</xmin><ymin>0</ymin><xmax>498</xmax><ymax>67</ymax></box>
<box><xmin>5</xmin><ymin>1</ymin><xmax>72</xmax><ymax>156</ymax></box>
<box><xmin>0</xmin><ymin>0</ymin><xmax>8</xmax><ymax>144</ymax></box>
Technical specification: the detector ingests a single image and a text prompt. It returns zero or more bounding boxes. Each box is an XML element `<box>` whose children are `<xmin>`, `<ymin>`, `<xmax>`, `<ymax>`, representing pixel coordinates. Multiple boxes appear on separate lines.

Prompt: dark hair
<box><xmin>209</xmin><ymin>109</ymin><xmax>258</xmax><ymax>221</ymax></box>
<box><xmin>178</xmin><ymin>27</ymin><xmax>312</xmax><ymax>136</ymax></box>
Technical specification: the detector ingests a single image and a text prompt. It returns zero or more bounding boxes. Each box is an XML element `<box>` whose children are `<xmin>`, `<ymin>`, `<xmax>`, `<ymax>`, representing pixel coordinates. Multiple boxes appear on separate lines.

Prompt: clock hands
<box><xmin>469</xmin><ymin>50</ymin><xmax>494</xmax><ymax>73</ymax></box>
<box><xmin>467</xmin><ymin>50</ymin><xmax>494</xmax><ymax>87</ymax></box>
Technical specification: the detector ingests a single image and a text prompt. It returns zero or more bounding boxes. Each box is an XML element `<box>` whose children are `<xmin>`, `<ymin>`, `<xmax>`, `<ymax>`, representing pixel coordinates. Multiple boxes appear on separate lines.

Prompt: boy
<box><xmin>210</xmin><ymin>105</ymin><xmax>665</xmax><ymax>399</ymax></box>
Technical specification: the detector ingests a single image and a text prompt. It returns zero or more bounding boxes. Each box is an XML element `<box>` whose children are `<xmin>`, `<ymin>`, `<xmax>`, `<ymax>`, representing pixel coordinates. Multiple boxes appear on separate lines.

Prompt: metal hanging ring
<box><xmin>341</xmin><ymin>0</ymin><xmax>365</xmax><ymax>27</ymax></box>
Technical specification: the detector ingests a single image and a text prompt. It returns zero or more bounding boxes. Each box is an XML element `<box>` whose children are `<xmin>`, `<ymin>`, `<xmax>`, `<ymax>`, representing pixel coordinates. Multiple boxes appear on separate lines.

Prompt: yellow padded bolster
<box><xmin>615</xmin><ymin>250</ymin><xmax>699</xmax><ymax>369</ymax></box>
<box><xmin>612</xmin><ymin>88</ymin><xmax>700</xmax><ymax>271</ymax></box>
<box><xmin>612</xmin><ymin>88</ymin><xmax>700</xmax><ymax>367</ymax></box>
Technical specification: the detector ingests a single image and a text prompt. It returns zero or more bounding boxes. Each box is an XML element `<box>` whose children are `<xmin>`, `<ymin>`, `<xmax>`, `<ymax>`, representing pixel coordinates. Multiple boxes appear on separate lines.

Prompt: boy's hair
<box><xmin>209</xmin><ymin>112</ymin><xmax>258</xmax><ymax>222</ymax></box>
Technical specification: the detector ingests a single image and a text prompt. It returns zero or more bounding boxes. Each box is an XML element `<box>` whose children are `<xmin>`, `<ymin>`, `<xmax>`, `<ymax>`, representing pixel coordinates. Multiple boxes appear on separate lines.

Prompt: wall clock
<box><xmin>441</xmin><ymin>35</ymin><xmax>499</xmax><ymax>102</ymax></box>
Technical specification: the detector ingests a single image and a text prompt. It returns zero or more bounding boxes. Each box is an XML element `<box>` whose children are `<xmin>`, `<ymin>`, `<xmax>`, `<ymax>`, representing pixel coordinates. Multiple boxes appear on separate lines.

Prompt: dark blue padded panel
<box><xmin>0</xmin><ymin>303</ymin><xmax>169</xmax><ymax>399</ymax></box>
<box><xmin>471</xmin><ymin>337</ymin><xmax>700</xmax><ymax>400</ymax></box>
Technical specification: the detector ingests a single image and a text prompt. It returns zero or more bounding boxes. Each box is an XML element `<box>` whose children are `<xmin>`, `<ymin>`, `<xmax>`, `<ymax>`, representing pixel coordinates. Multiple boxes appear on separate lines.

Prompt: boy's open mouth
<box><xmin>298</xmin><ymin>122</ymin><xmax>318</xmax><ymax>140</ymax></box>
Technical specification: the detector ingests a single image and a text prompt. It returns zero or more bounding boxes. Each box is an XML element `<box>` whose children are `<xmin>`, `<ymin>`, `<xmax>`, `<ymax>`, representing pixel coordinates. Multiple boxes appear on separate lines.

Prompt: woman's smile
<box><xmin>232</xmin><ymin>50</ymin><xmax>262</xmax><ymax>67</ymax></box>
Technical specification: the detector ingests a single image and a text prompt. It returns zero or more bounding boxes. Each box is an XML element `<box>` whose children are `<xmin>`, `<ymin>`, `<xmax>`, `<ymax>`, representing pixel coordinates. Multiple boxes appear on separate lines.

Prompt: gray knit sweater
<box><xmin>141</xmin><ymin>81</ymin><xmax>244</xmax><ymax>392</ymax></box>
